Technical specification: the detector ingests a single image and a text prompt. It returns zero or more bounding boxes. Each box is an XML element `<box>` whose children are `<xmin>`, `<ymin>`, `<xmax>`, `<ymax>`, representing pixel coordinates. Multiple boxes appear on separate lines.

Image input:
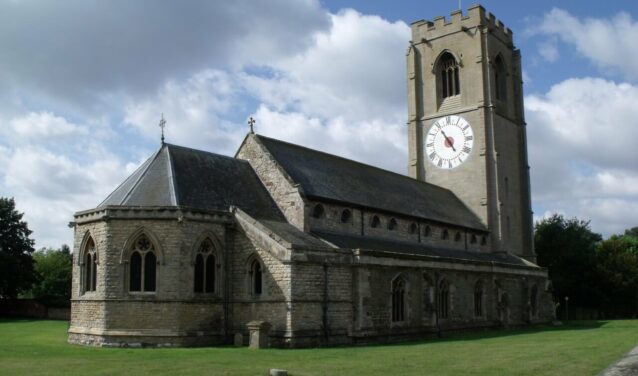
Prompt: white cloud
<box><xmin>7</xmin><ymin>111</ymin><xmax>88</xmax><ymax>141</ymax></box>
<box><xmin>526</xmin><ymin>77</ymin><xmax>638</xmax><ymax>236</ymax></box>
<box><xmin>532</xmin><ymin>8</ymin><xmax>638</xmax><ymax>79</ymax></box>
<box><xmin>537</xmin><ymin>40</ymin><xmax>559</xmax><ymax>62</ymax></box>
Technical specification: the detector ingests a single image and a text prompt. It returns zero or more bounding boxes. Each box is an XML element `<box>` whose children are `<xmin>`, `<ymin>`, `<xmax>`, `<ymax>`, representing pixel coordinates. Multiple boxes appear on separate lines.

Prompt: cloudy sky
<box><xmin>1</xmin><ymin>0</ymin><xmax>637</xmax><ymax>248</ymax></box>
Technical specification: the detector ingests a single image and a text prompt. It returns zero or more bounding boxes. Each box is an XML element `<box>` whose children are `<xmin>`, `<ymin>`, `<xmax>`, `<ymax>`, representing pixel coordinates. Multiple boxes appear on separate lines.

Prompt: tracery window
<box><xmin>474</xmin><ymin>281</ymin><xmax>484</xmax><ymax>317</ymax></box>
<box><xmin>439</xmin><ymin>52</ymin><xmax>460</xmax><ymax>99</ymax></box>
<box><xmin>494</xmin><ymin>55</ymin><xmax>507</xmax><ymax>101</ymax></box>
<box><xmin>129</xmin><ymin>234</ymin><xmax>156</xmax><ymax>292</ymax></box>
<box><xmin>83</xmin><ymin>237</ymin><xmax>97</xmax><ymax>292</ymax></box>
<box><xmin>438</xmin><ymin>280</ymin><xmax>450</xmax><ymax>319</ymax></box>
<box><xmin>194</xmin><ymin>239</ymin><xmax>216</xmax><ymax>294</ymax></box>
<box><xmin>391</xmin><ymin>277</ymin><xmax>406</xmax><ymax>322</ymax></box>
<box><xmin>249</xmin><ymin>258</ymin><xmax>263</xmax><ymax>296</ymax></box>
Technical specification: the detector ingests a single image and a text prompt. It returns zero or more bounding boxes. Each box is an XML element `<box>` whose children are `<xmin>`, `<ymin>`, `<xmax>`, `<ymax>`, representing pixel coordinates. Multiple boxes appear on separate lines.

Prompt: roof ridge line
<box><xmin>165</xmin><ymin>145</ymin><xmax>179</xmax><ymax>206</ymax></box>
<box><xmin>119</xmin><ymin>146</ymin><xmax>165</xmax><ymax>205</ymax></box>
<box><xmin>256</xmin><ymin>134</ymin><xmax>453</xmax><ymax>194</ymax></box>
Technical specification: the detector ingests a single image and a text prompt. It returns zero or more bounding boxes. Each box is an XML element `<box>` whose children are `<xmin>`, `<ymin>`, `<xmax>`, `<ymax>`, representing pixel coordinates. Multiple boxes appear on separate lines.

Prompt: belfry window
<box><xmin>129</xmin><ymin>234</ymin><xmax>157</xmax><ymax>292</ymax></box>
<box><xmin>194</xmin><ymin>239</ymin><xmax>216</xmax><ymax>294</ymax></box>
<box><xmin>438</xmin><ymin>280</ymin><xmax>450</xmax><ymax>319</ymax></box>
<box><xmin>83</xmin><ymin>237</ymin><xmax>97</xmax><ymax>292</ymax></box>
<box><xmin>494</xmin><ymin>55</ymin><xmax>507</xmax><ymax>101</ymax></box>
<box><xmin>391</xmin><ymin>277</ymin><xmax>406</xmax><ymax>322</ymax></box>
<box><xmin>439</xmin><ymin>52</ymin><xmax>460</xmax><ymax>99</ymax></box>
<box><xmin>250</xmin><ymin>259</ymin><xmax>263</xmax><ymax>296</ymax></box>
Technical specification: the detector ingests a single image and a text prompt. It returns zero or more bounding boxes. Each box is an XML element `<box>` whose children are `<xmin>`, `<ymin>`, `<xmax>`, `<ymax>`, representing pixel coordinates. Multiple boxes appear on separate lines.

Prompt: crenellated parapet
<box><xmin>411</xmin><ymin>5</ymin><xmax>513</xmax><ymax>46</ymax></box>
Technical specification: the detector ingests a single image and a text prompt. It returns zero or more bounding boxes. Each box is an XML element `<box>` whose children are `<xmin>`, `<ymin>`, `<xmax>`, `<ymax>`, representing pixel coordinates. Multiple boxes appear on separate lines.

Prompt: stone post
<box><xmin>247</xmin><ymin>320</ymin><xmax>271</xmax><ymax>349</ymax></box>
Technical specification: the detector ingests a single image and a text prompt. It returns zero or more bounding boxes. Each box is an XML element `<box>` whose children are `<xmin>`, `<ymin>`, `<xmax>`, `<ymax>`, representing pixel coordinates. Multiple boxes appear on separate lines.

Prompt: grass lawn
<box><xmin>0</xmin><ymin>320</ymin><xmax>636</xmax><ymax>375</ymax></box>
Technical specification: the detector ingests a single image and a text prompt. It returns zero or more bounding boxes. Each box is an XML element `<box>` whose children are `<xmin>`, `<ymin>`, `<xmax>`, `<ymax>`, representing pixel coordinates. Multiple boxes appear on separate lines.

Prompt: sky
<box><xmin>1</xmin><ymin>0</ymin><xmax>638</xmax><ymax>249</ymax></box>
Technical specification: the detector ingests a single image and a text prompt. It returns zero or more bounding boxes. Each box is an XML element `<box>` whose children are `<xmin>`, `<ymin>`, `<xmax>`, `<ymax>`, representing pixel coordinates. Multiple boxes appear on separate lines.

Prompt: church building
<box><xmin>69</xmin><ymin>5</ymin><xmax>555</xmax><ymax>348</ymax></box>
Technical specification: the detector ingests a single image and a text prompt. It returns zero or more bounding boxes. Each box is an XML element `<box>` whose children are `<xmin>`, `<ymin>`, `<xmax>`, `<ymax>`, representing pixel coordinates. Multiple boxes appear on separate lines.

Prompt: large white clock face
<box><xmin>425</xmin><ymin>115</ymin><xmax>474</xmax><ymax>169</ymax></box>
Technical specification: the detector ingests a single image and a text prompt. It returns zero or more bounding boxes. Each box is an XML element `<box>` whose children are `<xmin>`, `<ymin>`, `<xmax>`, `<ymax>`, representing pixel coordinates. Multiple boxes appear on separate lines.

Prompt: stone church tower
<box><xmin>407</xmin><ymin>5</ymin><xmax>534</xmax><ymax>261</ymax></box>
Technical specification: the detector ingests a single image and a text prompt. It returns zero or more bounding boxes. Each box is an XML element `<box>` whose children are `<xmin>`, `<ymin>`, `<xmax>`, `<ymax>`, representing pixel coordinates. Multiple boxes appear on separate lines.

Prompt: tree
<box><xmin>31</xmin><ymin>245</ymin><xmax>72</xmax><ymax>307</ymax></box>
<box><xmin>595</xmin><ymin>231</ymin><xmax>638</xmax><ymax>317</ymax></box>
<box><xmin>0</xmin><ymin>198</ymin><xmax>36</xmax><ymax>298</ymax></box>
<box><xmin>534</xmin><ymin>214</ymin><xmax>602</xmax><ymax>309</ymax></box>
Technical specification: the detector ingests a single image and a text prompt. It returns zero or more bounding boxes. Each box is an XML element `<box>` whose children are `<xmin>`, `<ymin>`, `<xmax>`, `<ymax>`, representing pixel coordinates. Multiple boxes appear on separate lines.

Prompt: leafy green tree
<box><xmin>534</xmin><ymin>214</ymin><xmax>602</xmax><ymax>309</ymax></box>
<box><xmin>0</xmin><ymin>197</ymin><xmax>36</xmax><ymax>299</ymax></box>
<box><xmin>595</xmin><ymin>232</ymin><xmax>638</xmax><ymax>317</ymax></box>
<box><xmin>31</xmin><ymin>245</ymin><xmax>72</xmax><ymax>307</ymax></box>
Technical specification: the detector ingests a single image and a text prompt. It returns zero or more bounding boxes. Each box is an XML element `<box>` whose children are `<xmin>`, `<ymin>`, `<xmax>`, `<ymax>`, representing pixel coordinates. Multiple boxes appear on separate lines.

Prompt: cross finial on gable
<box><xmin>248</xmin><ymin>116</ymin><xmax>256</xmax><ymax>134</ymax></box>
<box><xmin>159</xmin><ymin>114</ymin><xmax>167</xmax><ymax>144</ymax></box>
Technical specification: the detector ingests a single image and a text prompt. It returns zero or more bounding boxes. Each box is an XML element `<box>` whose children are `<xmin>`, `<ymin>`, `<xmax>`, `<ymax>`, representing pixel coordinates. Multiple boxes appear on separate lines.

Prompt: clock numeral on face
<box><xmin>448</xmin><ymin>160</ymin><xmax>453</xmax><ymax>169</ymax></box>
<box><xmin>465</xmin><ymin>135</ymin><xmax>473</xmax><ymax>141</ymax></box>
<box><xmin>426</xmin><ymin>142</ymin><xmax>434</xmax><ymax>148</ymax></box>
<box><xmin>462</xmin><ymin>124</ymin><xmax>469</xmax><ymax>131</ymax></box>
<box><xmin>429</xmin><ymin>152</ymin><xmax>436</xmax><ymax>161</ymax></box>
<box><xmin>445</xmin><ymin>116</ymin><xmax>451</xmax><ymax>125</ymax></box>
<box><xmin>437</xmin><ymin>159</ymin><xmax>443</xmax><ymax>168</ymax></box>
<box><xmin>462</xmin><ymin>146</ymin><xmax>471</xmax><ymax>154</ymax></box>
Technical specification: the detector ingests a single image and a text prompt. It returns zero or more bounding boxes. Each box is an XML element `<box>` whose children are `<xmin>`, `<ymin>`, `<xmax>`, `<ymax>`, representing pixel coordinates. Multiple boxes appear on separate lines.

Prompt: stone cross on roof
<box><xmin>248</xmin><ymin>117</ymin><xmax>256</xmax><ymax>134</ymax></box>
<box><xmin>159</xmin><ymin>114</ymin><xmax>166</xmax><ymax>144</ymax></box>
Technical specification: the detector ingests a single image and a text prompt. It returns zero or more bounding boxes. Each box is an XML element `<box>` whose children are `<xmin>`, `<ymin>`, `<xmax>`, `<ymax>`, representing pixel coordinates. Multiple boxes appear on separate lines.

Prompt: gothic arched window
<box><xmin>439</xmin><ymin>52</ymin><xmax>460</xmax><ymax>99</ymax></box>
<box><xmin>129</xmin><ymin>234</ymin><xmax>157</xmax><ymax>292</ymax></box>
<box><xmin>474</xmin><ymin>281</ymin><xmax>484</xmax><ymax>317</ymax></box>
<box><xmin>311</xmin><ymin>204</ymin><xmax>325</xmax><ymax>218</ymax></box>
<box><xmin>442</xmin><ymin>229</ymin><xmax>449</xmax><ymax>240</ymax></box>
<box><xmin>249</xmin><ymin>258</ymin><xmax>263</xmax><ymax>296</ymax></box>
<box><xmin>409</xmin><ymin>223</ymin><xmax>418</xmax><ymax>235</ymax></box>
<box><xmin>388</xmin><ymin>218</ymin><xmax>398</xmax><ymax>231</ymax></box>
<box><xmin>454</xmin><ymin>232</ymin><xmax>462</xmax><ymax>242</ymax></box>
<box><xmin>194</xmin><ymin>239</ymin><xmax>216</xmax><ymax>294</ymax></box>
<box><xmin>494</xmin><ymin>55</ymin><xmax>507</xmax><ymax>101</ymax></box>
<box><xmin>83</xmin><ymin>237</ymin><xmax>97</xmax><ymax>292</ymax></box>
<box><xmin>424</xmin><ymin>225</ymin><xmax>432</xmax><ymax>237</ymax></box>
<box><xmin>391</xmin><ymin>277</ymin><xmax>406</xmax><ymax>322</ymax></box>
<box><xmin>438</xmin><ymin>280</ymin><xmax>450</xmax><ymax>319</ymax></box>
<box><xmin>370</xmin><ymin>215</ymin><xmax>381</xmax><ymax>228</ymax></box>
<box><xmin>341</xmin><ymin>209</ymin><xmax>352</xmax><ymax>223</ymax></box>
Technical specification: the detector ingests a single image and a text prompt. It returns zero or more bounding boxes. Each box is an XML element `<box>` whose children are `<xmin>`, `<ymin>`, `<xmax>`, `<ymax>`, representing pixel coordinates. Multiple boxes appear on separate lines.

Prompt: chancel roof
<box><xmin>256</xmin><ymin>135</ymin><xmax>486</xmax><ymax>231</ymax></box>
<box><xmin>97</xmin><ymin>143</ymin><xmax>283</xmax><ymax>220</ymax></box>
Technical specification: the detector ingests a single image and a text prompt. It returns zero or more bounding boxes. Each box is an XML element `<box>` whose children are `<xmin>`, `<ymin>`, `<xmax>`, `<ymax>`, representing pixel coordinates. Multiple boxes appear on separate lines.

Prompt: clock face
<box><xmin>425</xmin><ymin>115</ymin><xmax>474</xmax><ymax>169</ymax></box>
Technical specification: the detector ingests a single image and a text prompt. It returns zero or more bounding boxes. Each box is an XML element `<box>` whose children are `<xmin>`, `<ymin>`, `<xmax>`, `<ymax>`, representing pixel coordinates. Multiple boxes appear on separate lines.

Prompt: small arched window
<box><xmin>129</xmin><ymin>234</ymin><xmax>156</xmax><ymax>292</ymax></box>
<box><xmin>481</xmin><ymin>235</ymin><xmax>488</xmax><ymax>246</ymax></box>
<box><xmin>311</xmin><ymin>204</ymin><xmax>325</xmax><ymax>218</ymax></box>
<box><xmin>424</xmin><ymin>226</ymin><xmax>431</xmax><ymax>237</ymax></box>
<box><xmin>83</xmin><ymin>237</ymin><xmax>97</xmax><ymax>292</ymax></box>
<box><xmin>249</xmin><ymin>258</ymin><xmax>263</xmax><ymax>296</ymax></box>
<box><xmin>370</xmin><ymin>215</ymin><xmax>381</xmax><ymax>228</ymax></box>
<box><xmin>454</xmin><ymin>232</ymin><xmax>462</xmax><ymax>242</ymax></box>
<box><xmin>409</xmin><ymin>223</ymin><xmax>418</xmax><ymax>235</ymax></box>
<box><xmin>391</xmin><ymin>277</ymin><xmax>406</xmax><ymax>322</ymax></box>
<box><xmin>438</xmin><ymin>280</ymin><xmax>450</xmax><ymax>319</ymax></box>
<box><xmin>388</xmin><ymin>218</ymin><xmax>398</xmax><ymax>231</ymax></box>
<box><xmin>470</xmin><ymin>234</ymin><xmax>477</xmax><ymax>244</ymax></box>
<box><xmin>341</xmin><ymin>209</ymin><xmax>352</xmax><ymax>223</ymax></box>
<box><xmin>194</xmin><ymin>239</ymin><xmax>216</xmax><ymax>294</ymax></box>
<box><xmin>442</xmin><ymin>229</ymin><xmax>449</xmax><ymax>240</ymax></box>
<box><xmin>439</xmin><ymin>52</ymin><xmax>460</xmax><ymax>99</ymax></box>
<box><xmin>494</xmin><ymin>55</ymin><xmax>507</xmax><ymax>101</ymax></box>
<box><xmin>474</xmin><ymin>281</ymin><xmax>484</xmax><ymax>317</ymax></box>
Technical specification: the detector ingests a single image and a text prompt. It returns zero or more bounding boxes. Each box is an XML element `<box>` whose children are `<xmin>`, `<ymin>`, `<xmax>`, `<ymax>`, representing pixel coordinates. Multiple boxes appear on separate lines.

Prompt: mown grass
<box><xmin>0</xmin><ymin>319</ymin><xmax>636</xmax><ymax>375</ymax></box>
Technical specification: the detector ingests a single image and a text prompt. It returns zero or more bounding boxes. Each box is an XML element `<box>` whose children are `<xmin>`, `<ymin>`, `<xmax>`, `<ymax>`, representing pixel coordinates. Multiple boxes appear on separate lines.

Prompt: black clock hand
<box><xmin>441</xmin><ymin>130</ymin><xmax>457</xmax><ymax>152</ymax></box>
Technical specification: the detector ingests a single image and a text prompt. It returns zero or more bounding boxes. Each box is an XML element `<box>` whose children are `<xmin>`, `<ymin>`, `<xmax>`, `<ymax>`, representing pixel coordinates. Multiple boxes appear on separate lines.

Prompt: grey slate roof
<box><xmin>314</xmin><ymin>231</ymin><xmax>533</xmax><ymax>267</ymax></box>
<box><xmin>256</xmin><ymin>135</ymin><xmax>486</xmax><ymax>231</ymax></box>
<box><xmin>98</xmin><ymin>143</ymin><xmax>283</xmax><ymax>220</ymax></box>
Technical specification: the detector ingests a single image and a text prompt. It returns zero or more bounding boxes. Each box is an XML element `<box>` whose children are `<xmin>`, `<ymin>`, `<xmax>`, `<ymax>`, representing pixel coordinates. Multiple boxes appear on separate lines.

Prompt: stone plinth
<box><xmin>247</xmin><ymin>320</ymin><xmax>271</xmax><ymax>349</ymax></box>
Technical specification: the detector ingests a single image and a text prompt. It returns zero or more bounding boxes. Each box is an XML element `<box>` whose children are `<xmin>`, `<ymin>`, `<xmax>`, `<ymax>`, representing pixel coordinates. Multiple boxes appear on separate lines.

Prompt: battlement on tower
<box><xmin>410</xmin><ymin>4</ymin><xmax>513</xmax><ymax>45</ymax></box>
